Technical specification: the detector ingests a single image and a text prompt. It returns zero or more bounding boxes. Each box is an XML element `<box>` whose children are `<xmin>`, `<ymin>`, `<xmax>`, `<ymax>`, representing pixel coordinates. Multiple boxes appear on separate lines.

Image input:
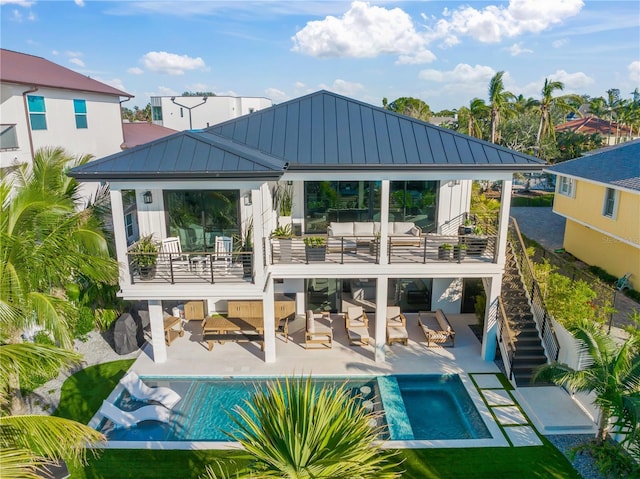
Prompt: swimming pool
<box><xmin>97</xmin><ymin>374</ymin><xmax>491</xmax><ymax>442</ymax></box>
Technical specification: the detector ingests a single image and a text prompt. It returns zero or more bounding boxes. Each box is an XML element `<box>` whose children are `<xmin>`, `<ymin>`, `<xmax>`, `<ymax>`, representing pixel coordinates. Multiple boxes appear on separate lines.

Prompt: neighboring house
<box><xmin>545</xmin><ymin>140</ymin><xmax>640</xmax><ymax>288</ymax></box>
<box><xmin>555</xmin><ymin>116</ymin><xmax>638</xmax><ymax>146</ymax></box>
<box><xmin>150</xmin><ymin>95</ymin><xmax>273</xmax><ymax>131</ymax></box>
<box><xmin>69</xmin><ymin>90</ymin><xmax>545</xmax><ymax>365</ymax></box>
<box><xmin>122</xmin><ymin>122</ymin><xmax>177</xmax><ymax>149</ymax></box>
<box><xmin>0</xmin><ymin>48</ymin><xmax>133</xmax><ymax>171</ymax></box>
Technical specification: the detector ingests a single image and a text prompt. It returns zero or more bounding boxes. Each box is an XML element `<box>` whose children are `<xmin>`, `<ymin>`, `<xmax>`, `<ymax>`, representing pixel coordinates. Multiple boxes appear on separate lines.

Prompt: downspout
<box><xmin>21</xmin><ymin>85</ymin><xmax>38</xmax><ymax>161</ymax></box>
<box><xmin>119</xmin><ymin>97</ymin><xmax>132</xmax><ymax>150</ymax></box>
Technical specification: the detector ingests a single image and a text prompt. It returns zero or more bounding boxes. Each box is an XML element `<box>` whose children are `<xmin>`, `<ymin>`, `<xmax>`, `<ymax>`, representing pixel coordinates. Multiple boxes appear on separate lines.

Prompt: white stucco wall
<box><xmin>431</xmin><ymin>278</ymin><xmax>463</xmax><ymax>313</ymax></box>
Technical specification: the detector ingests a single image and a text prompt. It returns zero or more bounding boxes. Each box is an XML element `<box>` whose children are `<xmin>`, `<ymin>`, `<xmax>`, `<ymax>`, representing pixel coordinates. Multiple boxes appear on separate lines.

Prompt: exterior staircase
<box><xmin>501</xmin><ymin>244</ymin><xmax>548</xmax><ymax>386</ymax></box>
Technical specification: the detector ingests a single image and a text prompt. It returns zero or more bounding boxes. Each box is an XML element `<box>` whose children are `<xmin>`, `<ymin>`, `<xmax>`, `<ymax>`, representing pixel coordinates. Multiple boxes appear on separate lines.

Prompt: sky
<box><xmin>1</xmin><ymin>0</ymin><xmax>639</xmax><ymax>112</ymax></box>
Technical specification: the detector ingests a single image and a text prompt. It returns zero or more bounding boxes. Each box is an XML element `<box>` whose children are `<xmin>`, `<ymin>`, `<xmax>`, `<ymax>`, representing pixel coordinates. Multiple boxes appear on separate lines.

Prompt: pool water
<box><xmin>99</xmin><ymin>374</ymin><xmax>490</xmax><ymax>442</ymax></box>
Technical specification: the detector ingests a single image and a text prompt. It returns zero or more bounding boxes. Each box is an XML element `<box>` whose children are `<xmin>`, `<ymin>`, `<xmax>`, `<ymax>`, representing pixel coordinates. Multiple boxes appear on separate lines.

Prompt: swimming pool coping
<box><xmin>89</xmin><ymin>372</ymin><xmax>511</xmax><ymax>449</ymax></box>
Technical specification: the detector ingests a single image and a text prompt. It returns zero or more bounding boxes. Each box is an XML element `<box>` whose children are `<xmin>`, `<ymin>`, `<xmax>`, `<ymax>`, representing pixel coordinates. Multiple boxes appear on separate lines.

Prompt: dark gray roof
<box><xmin>207</xmin><ymin>90</ymin><xmax>545</xmax><ymax>171</ymax></box>
<box><xmin>70</xmin><ymin>90</ymin><xmax>545</xmax><ymax>180</ymax></box>
<box><xmin>545</xmin><ymin>139</ymin><xmax>640</xmax><ymax>192</ymax></box>
<box><xmin>70</xmin><ymin>130</ymin><xmax>286</xmax><ymax>180</ymax></box>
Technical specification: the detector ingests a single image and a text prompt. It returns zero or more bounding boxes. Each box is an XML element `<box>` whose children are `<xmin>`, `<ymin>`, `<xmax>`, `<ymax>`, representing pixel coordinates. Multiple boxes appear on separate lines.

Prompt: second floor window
<box><xmin>558</xmin><ymin>176</ymin><xmax>575</xmax><ymax>197</ymax></box>
<box><xmin>74</xmin><ymin>99</ymin><xmax>88</xmax><ymax>128</ymax></box>
<box><xmin>152</xmin><ymin>106</ymin><xmax>163</xmax><ymax>121</ymax></box>
<box><xmin>27</xmin><ymin>95</ymin><xmax>47</xmax><ymax>130</ymax></box>
<box><xmin>0</xmin><ymin>124</ymin><xmax>18</xmax><ymax>150</ymax></box>
<box><xmin>603</xmin><ymin>187</ymin><xmax>618</xmax><ymax>218</ymax></box>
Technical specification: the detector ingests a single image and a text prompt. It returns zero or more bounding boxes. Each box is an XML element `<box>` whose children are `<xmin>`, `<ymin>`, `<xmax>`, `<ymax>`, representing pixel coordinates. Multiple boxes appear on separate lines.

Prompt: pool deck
<box><xmin>104</xmin><ymin>313</ymin><xmax>596</xmax><ymax>449</ymax></box>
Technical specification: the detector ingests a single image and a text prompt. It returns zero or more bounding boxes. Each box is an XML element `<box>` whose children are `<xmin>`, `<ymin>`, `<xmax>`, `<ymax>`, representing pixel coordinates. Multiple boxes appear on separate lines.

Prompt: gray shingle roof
<box><xmin>545</xmin><ymin>139</ymin><xmax>640</xmax><ymax>192</ymax></box>
<box><xmin>70</xmin><ymin>90</ymin><xmax>545</xmax><ymax>180</ymax></box>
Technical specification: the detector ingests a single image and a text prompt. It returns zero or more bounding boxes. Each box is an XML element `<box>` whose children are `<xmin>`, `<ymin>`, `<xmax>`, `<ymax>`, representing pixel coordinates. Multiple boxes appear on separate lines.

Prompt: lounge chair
<box><xmin>305</xmin><ymin>310</ymin><xmax>333</xmax><ymax>349</ymax></box>
<box><xmin>418</xmin><ymin>310</ymin><xmax>455</xmax><ymax>347</ymax></box>
<box><xmin>99</xmin><ymin>400</ymin><xmax>170</xmax><ymax>429</ymax></box>
<box><xmin>119</xmin><ymin>371</ymin><xmax>181</xmax><ymax>408</ymax></box>
<box><xmin>386</xmin><ymin>306</ymin><xmax>408</xmax><ymax>346</ymax></box>
<box><xmin>346</xmin><ymin>306</ymin><xmax>370</xmax><ymax>346</ymax></box>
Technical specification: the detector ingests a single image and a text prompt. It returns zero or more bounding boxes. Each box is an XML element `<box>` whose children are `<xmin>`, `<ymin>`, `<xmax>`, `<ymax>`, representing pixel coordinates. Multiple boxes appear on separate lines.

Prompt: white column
<box><xmin>374</xmin><ymin>277</ymin><xmax>388</xmax><ymax>362</ymax></box>
<box><xmin>251</xmin><ymin>189</ymin><xmax>265</xmax><ymax>281</ymax></box>
<box><xmin>496</xmin><ymin>179</ymin><xmax>513</xmax><ymax>265</ymax></box>
<box><xmin>148</xmin><ymin>300</ymin><xmax>167</xmax><ymax>363</ymax></box>
<box><xmin>378</xmin><ymin>180</ymin><xmax>390</xmax><ymax>265</ymax></box>
<box><xmin>109</xmin><ymin>188</ymin><xmax>131</xmax><ymax>288</ymax></box>
<box><xmin>481</xmin><ymin>275</ymin><xmax>501</xmax><ymax>361</ymax></box>
<box><xmin>263</xmin><ymin>278</ymin><xmax>276</xmax><ymax>363</ymax></box>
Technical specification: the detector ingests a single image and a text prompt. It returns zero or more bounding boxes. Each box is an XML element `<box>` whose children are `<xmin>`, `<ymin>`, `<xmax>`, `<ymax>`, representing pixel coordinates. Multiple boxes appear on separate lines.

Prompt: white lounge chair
<box><xmin>119</xmin><ymin>371</ymin><xmax>181</xmax><ymax>408</ymax></box>
<box><xmin>99</xmin><ymin>400</ymin><xmax>170</xmax><ymax>429</ymax></box>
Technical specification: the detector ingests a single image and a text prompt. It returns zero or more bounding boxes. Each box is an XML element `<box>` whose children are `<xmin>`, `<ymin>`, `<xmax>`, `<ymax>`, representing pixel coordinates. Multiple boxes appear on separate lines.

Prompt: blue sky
<box><xmin>2</xmin><ymin>0</ymin><xmax>639</xmax><ymax>111</ymax></box>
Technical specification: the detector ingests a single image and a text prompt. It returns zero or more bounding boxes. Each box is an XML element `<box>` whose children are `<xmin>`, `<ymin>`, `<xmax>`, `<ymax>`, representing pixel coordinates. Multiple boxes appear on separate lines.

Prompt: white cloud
<box><xmin>292</xmin><ymin>1</ymin><xmax>432</xmax><ymax>61</ymax></box>
<box><xmin>96</xmin><ymin>77</ymin><xmax>127</xmax><ymax>93</ymax></box>
<box><xmin>69</xmin><ymin>57</ymin><xmax>85</xmax><ymax>67</ymax></box>
<box><xmin>429</xmin><ymin>0</ymin><xmax>584</xmax><ymax>44</ymax></box>
<box><xmin>547</xmin><ymin>69</ymin><xmax>594</xmax><ymax>89</ymax></box>
<box><xmin>294</xmin><ymin>81</ymin><xmax>306</xmax><ymax>89</ymax></box>
<box><xmin>127</xmin><ymin>67</ymin><xmax>144</xmax><ymax>75</ymax></box>
<box><xmin>552</xmin><ymin>38</ymin><xmax>569</xmax><ymax>48</ymax></box>
<box><xmin>396</xmin><ymin>49</ymin><xmax>437</xmax><ymax>65</ymax></box>
<box><xmin>629</xmin><ymin>61</ymin><xmax>640</xmax><ymax>83</ymax></box>
<box><xmin>507</xmin><ymin>42</ymin><xmax>533</xmax><ymax>56</ymax></box>
<box><xmin>140</xmin><ymin>51</ymin><xmax>206</xmax><ymax>75</ymax></box>
<box><xmin>156</xmin><ymin>86</ymin><xmax>179</xmax><ymax>97</ymax></box>
<box><xmin>265</xmin><ymin>88</ymin><xmax>288</xmax><ymax>102</ymax></box>
<box><xmin>318</xmin><ymin>79</ymin><xmax>364</xmax><ymax>96</ymax></box>
<box><xmin>0</xmin><ymin>1</ymin><xmax>35</xmax><ymax>6</ymax></box>
<box><xmin>74</xmin><ymin>0</ymin><xmax>85</xmax><ymax>6</ymax></box>
<box><xmin>419</xmin><ymin>64</ymin><xmax>496</xmax><ymax>84</ymax></box>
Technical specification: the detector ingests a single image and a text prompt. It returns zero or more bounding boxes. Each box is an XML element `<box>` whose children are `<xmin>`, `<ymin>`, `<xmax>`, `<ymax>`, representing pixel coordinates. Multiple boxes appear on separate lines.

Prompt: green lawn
<box><xmin>61</xmin><ymin>361</ymin><xmax>580</xmax><ymax>478</ymax></box>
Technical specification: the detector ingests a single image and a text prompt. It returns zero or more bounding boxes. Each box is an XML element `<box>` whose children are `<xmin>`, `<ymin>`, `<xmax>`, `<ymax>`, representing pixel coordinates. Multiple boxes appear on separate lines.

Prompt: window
<box><xmin>151</xmin><ymin>106</ymin><xmax>163</xmax><ymax>121</ymax></box>
<box><xmin>125</xmin><ymin>213</ymin><xmax>135</xmax><ymax>238</ymax></box>
<box><xmin>558</xmin><ymin>176</ymin><xmax>575</xmax><ymax>197</ymax></box>
<box><xmin>0</xmin><ymin>124</ymin><xmax>18</xmax><ymax>150</ymax></box>
<box><xmin>27</xmin><ymin>95</ymin><xmax>47</xmax><ymax>130</ymax></box>
<box><xmin>73</xmin><ymin>99</ymin><xmax>88</xmax><ymax>129</ymax></box>
<box><xmin>603</xmin><ymin>188</ymin><xmax>618</xmax><ymax>218</ymax></box>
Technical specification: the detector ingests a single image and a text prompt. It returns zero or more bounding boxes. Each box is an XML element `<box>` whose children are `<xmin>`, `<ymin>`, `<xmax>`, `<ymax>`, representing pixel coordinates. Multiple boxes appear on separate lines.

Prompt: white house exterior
<box><xmin>150</xmin><ymin>95</ymin><xmax>272</xmax><ymax>131</ymax></box>
<box><xmin>0</xmin><ymin>48</ymin><xmax>132</xmax><ymax>171</ymax></box>
<box><xmin>70</xmin><ymin>91</ymin><xmax>545</xmax><ymax>366</ymax></box>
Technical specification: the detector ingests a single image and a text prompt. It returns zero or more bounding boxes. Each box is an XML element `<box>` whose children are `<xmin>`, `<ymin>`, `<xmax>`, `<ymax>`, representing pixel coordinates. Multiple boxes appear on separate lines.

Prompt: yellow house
<box><xmin>545</xmin><ymin>140</ymin><xmax>640</xmax><ymax>290</ymax></box>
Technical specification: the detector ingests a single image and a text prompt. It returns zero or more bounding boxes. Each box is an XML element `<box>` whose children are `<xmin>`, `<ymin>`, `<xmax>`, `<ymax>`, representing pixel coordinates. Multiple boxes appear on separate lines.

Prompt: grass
<box><xmin>59</xmin><ymin>361</ymin><xmax>581</xmax><ymax>478</ymax></box>
<box><xmin>511</xmin><ymin>193</ymin><xmax>554</xmax><ymax>207</ymax></box>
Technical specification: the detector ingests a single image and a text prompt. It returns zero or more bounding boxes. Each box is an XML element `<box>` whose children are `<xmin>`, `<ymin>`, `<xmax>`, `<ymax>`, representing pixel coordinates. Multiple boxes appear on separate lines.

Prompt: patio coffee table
<box><xmin>163</xmin><ymin>315</ymin><xmax>184</xmax><ymax>346</ymax></box>
<box><xmin>202</xmin><ymin>315</ymin><xmax>264</xmax><ymax>351</ymax></box>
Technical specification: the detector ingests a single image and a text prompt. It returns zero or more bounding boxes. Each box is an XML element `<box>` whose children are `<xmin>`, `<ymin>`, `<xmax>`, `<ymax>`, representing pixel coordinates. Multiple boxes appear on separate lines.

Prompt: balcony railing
<box><xmin>269</xmin><ymin>233</ymin><xmax>498</xmax><ymax>265</ymax></box>
<box><xmin>127</xmin><ymin>251</ymin><xmax>253</xmax><ymax>284</ymax></box>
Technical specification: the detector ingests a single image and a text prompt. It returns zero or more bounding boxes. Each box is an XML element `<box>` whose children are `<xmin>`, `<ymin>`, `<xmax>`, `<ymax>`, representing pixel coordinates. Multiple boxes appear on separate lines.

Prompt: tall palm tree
<box><xmin>536</xmin><ymin>78</ymin><xmax>581</xmax><ymax>152</ymax></box>
<box><xmin>206</xmin><ymin>377</ymin><xmax>401</xmax><ymax>478</ymax></box>
<box><xmin>488</xmin><ymin>71</ymin><xmax>515</xmax><ymax>144</ymax></box>
<box><xmin>534</xmin><ymin>319</ymin><xmax>640</xmax><ymax>443</ymax></box>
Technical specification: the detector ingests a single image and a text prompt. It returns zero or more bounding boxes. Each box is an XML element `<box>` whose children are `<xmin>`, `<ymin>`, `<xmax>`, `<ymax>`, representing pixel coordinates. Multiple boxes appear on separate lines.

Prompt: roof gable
<box><xmin>207</xmin><ymin>90</ymin><xmax>545</xmax><ymax>170</ymax></box>
<box><xmin>546</xmin><ymin>139</ymin><xmax>640</xmax><ymax>192</ymax></box>
<box><xmin>0</xmin><ymin>49</ymin><xmax>132</xmax><ymax>98</ymax></box>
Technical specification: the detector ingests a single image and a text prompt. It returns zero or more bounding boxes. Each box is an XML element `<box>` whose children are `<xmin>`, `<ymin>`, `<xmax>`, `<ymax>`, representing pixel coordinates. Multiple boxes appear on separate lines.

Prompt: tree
<box><xmin>534</xmin><ymin>320</ymin><xmax>640</xmax><ymax>444</ymax></box>
<box><xmin>385</xmin><ymin>97</ymin><xmax>431</xmax><ymax>121</ymax></box>
<box><xmin>122</xmin><ymin>103</ymin><xmax>151</xmax><ymax>122</ymax></box>
<box><xmin>457</xmin><ymin>98</ymin><xmax>489</xmax><ymax>139</ymax></box>
<box><xmin>534</xmin><ymin>78</ymin><xmax>582</xmax><ymax>155</ymax></box>
<box><xmin>205</xmin><ymin>377</ymin><xmax>401</xmax><ymax>478</ymax></box>
<box><xmin>487</xmin><ymin>71</ymin><xmax>515</xmax><ymax>144</ymax></box>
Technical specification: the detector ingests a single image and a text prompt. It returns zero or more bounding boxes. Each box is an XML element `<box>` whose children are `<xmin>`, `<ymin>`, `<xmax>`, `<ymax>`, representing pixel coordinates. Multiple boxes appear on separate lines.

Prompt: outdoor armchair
<box><xmin>346</xmin><ymin>306</ymin><xmax>370</xmax><ymax>346</ymax></box>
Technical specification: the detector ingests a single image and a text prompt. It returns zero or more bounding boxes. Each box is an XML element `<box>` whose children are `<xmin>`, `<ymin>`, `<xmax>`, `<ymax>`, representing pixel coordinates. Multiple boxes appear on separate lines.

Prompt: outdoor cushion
<box><xmin>392</xmin><ymin>222</ymin><xmax>419</xmax><ymax>235</ymax></box>
<box><xmin>306</xmin><ymin>310</ymin><xmax>315</xmax><ymax>333</ymax></box>
<box><xmin>353</xmin><ymin>222</ymin><xmax>376</xmax><ymax>236</ymax></box>
<box><xmin>328</xmin><ymin>222</ymin><xmax>353</xmax><ymax>236</ymax></box>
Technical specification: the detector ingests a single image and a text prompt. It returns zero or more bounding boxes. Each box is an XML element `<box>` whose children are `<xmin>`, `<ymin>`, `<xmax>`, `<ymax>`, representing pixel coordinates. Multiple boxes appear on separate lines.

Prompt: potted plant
<box><xmin>458</xmin><ymin>217</ymin><xmax>475</xmax><ymax>236</ymax></box>
<box><xmin>453</xmin><ymin>242</ymin><xmax>468</xmax><ymax>261</ymax></box>
<box><xmin>304</xmin><ymin>236</ymin><xmax>327</xmax><ymax>262</ymax></box>
<box><xmin>271</xmin><ymin>224</ymin><xmax>293</xmax><ymax>262</ymax></box>
<box><xmin>463</xmin><ymin>224</ymin><xmax>489</xmax><ymax>256</ymax></box>
<box><xmin>438</xmin><ymin>242</ymin><xmax>452</xmax><ymax>261</ymax></box>
<box><xmin>274</xmin><ymin>182</ymin><xmax>293</xmax><ymax>228</ymax></box>
<box><xmin>130</xmin><ymin>234</ymin><xmax>158</xmax><ymax>280</ymax></box>
<box><xmin>240</xmin><ymin>219</ymin><xmax>253</xmax><ymax>278</ymax></box>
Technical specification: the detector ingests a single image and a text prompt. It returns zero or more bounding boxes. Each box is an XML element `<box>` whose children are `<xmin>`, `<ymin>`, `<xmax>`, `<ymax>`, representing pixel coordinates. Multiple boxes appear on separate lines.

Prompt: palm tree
<box><xmin>205</xmin><ymin>377</ymin><xmax>401</xmax><ymax>478</ymax></box>
<box><xmin>536</xmin><ymin>78</ymin><xmax>581</xmax><ymax>152</ymax></box>
<box><xmin>534</xmin><ymin>319</ymin><xmax>640</xmax><ymax>443</ymax></box>
<box><xmin>488</xmin><ymin>71</ymin><xmax>515</xmax><ymax>144</ymax></box>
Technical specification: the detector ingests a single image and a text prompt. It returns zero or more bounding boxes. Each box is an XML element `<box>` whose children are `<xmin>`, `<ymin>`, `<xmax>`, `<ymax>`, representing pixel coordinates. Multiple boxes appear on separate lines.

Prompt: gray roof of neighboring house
<box><xmin>69</xmin><ymin>90</ymin><xmax>545</xmax><ymax>181</ymax></box>
<box><xmin>545</xmin><ymin>139</ymin><xmax>640</xmax><ymax>192</ymax></box>
<box><xmin>0</xmin><ymin>48</ymin><xmax>133</xmax><ymax>98</ymax></box>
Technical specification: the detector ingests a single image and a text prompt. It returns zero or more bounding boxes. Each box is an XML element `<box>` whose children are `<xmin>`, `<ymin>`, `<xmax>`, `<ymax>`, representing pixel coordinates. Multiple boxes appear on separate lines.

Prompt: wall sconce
<box><xmin>143</xmin><ymin>191</ymin><xmax>153</xmax><ymax>204</ymax></box>
<box><xmin>243</xmin><ymin>194</ymin><xmax>252</xmax><ymax>206</ymax></box>
<box><xmin>450</xmin><ymin>180</ymin><xmax>460</xmax><ymax>187</ymax></box>
<box><xmin>286</xmin><ymin>180</ymin><xmax>293</xmax><ymax>186</ymax></box>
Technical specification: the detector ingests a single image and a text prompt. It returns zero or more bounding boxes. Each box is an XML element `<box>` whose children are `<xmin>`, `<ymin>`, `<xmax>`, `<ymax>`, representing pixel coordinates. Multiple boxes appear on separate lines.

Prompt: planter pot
<box><xmin>278</xmin><ymin>216</ymin><xmax>292</xmax><ymax>229</ymax></box>
<box><xmin>277</xmin><ymin>238</ymin><xmax>292</xmax><ymax>262</ymax></box>
<box><xmin>453</xmin><ymin>245</ymin><xmax>467</xmax><ymax>261</ymax></box>
<box><xmin>241</xmin><ymin>251</ymin><xmax>253</xmax><ymax>278</ymax></box>
<box><xmin>438</xmin><ymin>247</ymin><xmax>451</xmax><ymax>261</ymax></box>
<box><xmin>458</xmin><ymin>225</ymin><xmax>474</xmax><ymax>235</ymax></box>
<box><xmin>462</xmin><ymin>236</ymin><xmax>488</xmax><ymax>256</ymax></box>
<box><xmin>305</xmin><ymin>246</ymin><xmax>327</xmax><ymax>262</ymax></box>
<box><xmin>138</xmin><ymin>264</ymin><xmax>156</xmax><ymax>280</ymax></box>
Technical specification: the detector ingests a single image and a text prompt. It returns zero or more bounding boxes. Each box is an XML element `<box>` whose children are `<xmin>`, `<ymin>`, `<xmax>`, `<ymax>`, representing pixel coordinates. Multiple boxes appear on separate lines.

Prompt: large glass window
<box><xmin>603</xmin><ymin>188</ymin><xmax>617</xmax><ymax>218</ymax></box>
<box><xmin>389</xmin><ymin>181</ymin><xmax>438</xmax><ymax>232</ymax></box>
<box><xmin>304</xmin><ymin>181</ymin><xmax>379</xmax><ymax>233</ymax></box>
<box><xmin>0</xmin><ymin>124</ymin><xmax>18</xmax><ymax>150</ymax></box>
<box><xmin>27</xmin><ymin>95</ymin><xmax>47</xmax><ymax>130</ymax></box>
<box><xmin>152</xmin><ymin>106</ymin><xmax>163</xmax><ymax>121</ymax></box>
<box><xmin>73</xmin><ymin>99</ymin><xmax>88</xmax><ymax>129</ymax></box>
<box><xmin>558</xmin><ymin>176</ymin><xmax>575</xmax><ymax>197</ymax></box>
<box><xmin>164</xmin><ymin>190</ymin><xmax>239</xmax><ymax>252</ymax></box>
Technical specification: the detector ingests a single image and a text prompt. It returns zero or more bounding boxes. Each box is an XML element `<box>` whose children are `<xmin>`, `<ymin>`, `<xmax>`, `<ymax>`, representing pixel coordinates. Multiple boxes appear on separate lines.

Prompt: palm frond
<box><xmin>0</xmin><ymin>447</ymin><xmax>47</xmax><ymax>479</ymax></box>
